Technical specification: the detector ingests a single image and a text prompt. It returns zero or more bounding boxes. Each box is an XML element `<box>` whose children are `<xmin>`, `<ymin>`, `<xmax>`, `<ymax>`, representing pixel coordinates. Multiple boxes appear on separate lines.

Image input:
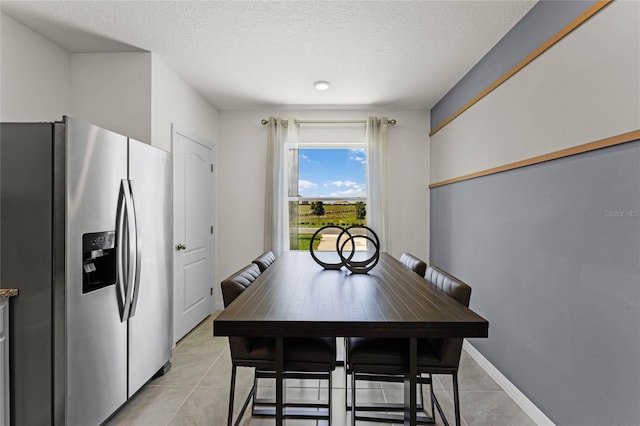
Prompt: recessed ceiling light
<box><xmin>313</xmin><ymin>80</ymin><xmax>330</xmax><ymax>91</ymax></box>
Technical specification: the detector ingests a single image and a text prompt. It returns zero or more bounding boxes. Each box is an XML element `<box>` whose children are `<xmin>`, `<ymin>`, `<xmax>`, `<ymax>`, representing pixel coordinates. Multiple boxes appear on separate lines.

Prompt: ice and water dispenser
<box><xmin>82</xmin><ymin>231</ymin><xmax>117</xmax><ymax>293</ymax></box>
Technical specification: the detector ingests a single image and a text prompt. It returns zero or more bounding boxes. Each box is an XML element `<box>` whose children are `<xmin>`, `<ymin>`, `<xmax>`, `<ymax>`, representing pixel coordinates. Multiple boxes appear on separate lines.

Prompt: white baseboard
<box><xmin>462</xmin><ymin>341</ymin><xmax>555</xmax><ymax>425</ymax></box>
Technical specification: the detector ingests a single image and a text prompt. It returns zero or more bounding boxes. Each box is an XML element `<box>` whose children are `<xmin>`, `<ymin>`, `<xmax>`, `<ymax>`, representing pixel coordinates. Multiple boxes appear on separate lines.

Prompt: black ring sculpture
<box><xmin>309</xmin><ymin>225</ymin><xmax>380</xmax><ymax>274</ymax></box>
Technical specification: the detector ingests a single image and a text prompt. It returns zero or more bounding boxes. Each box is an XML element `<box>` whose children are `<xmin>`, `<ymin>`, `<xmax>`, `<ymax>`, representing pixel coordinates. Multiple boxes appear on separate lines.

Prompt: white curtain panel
<box><xmin>265</xmin><ymin>117</ymin><xmax>299</xmax><ymax>255</ymax></box>
<box><xmin>365</xmin><ymin>116</ymin><xmax>390</xmax><ymax>252</ymax></box>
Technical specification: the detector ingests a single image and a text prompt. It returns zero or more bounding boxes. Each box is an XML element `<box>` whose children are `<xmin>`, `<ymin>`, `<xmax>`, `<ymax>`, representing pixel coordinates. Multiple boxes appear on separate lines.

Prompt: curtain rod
<box><xmin>260</xmin><ymin>118</ymin><xmax>397</xmax><ymax>126</ymax></box>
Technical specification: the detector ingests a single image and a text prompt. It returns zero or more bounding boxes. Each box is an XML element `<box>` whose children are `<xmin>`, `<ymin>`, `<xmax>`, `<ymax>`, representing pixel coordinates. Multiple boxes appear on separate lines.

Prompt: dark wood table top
<box><xmin>214</xmin><ymin>251</ymin><xmax>488</xmax><ymax>339</ymax></box>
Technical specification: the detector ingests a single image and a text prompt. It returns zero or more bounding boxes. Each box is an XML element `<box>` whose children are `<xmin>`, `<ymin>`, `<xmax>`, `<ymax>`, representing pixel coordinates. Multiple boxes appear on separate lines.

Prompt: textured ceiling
<box><xmin>1</xmin><ymin>1</ymin><xmax>537</xmax><ymax>110</ymax></box>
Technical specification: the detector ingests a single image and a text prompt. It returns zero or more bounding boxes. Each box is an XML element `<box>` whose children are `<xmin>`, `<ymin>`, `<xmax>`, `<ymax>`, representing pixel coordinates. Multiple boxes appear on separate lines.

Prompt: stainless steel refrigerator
<box><xmin>0</xmin><ymin>117</ymin><xmax>172</xmax><ymax>425</ymax></box>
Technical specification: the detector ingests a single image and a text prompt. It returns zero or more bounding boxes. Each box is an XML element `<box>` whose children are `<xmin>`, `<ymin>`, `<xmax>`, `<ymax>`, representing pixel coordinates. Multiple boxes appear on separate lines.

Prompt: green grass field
<box><xmin>296</xmin><ymin>233</ymin><xmax>322</xmax><ymax>251</ymax></box>
<box><xmin>293</xmin><ymin>202</ymin><xmax>366</xmax><ymax>249</ymax></box>
<box><xmin>296</xmin><ymin>203</ymin><xmax>365</xmax><ymax>228</ymax></box>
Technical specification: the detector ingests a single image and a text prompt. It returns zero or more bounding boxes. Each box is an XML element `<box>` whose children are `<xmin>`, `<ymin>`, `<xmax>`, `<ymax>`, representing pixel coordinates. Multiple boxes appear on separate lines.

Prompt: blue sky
<box><xmin>297</xmin><ymin>148</ymin><xmax>366</xmax><ymax>198</ymax></box>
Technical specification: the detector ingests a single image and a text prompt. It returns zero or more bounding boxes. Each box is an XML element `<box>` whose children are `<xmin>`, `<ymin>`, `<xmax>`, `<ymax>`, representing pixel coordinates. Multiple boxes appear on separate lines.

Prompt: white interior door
<box><xmin>172</xmin><ymin>125</ymin><xmax>214</xmax><ymax>343</ymax></box>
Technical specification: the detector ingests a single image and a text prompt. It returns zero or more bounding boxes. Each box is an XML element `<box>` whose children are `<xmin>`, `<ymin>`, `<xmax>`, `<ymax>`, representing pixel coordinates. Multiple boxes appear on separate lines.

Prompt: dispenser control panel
<box><xmin>82</xmin><ymin>231</ymin><xmax>117</xmax><ymax>294</ymax></box>
<box><xmin>83</xmin><ymin>231</ymin><xmax>116</xmax><ymax>252</ymax></box>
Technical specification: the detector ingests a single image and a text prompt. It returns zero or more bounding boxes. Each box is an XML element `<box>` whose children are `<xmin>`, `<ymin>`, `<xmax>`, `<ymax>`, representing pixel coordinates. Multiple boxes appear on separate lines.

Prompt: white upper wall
<box><xmin>151</xmin><ymin>54</ymin><xmax>218</xmax><ymax>152</ymax></box>
<box><xmin>1</xmin><ymin>12</ymin><xmax>71</xmax><ymax>121</ymax></box>
<box><xmin>216</xmin><ymin>109</ymin><xmax>429</xmax><ymax>304</ymax></box>
<box><xmin>430</xmin><ymin>0</ymin><xmax>640</xmax><ymax>183</ymax></box>
<box><xmin>1</xmin><ymin>13</ymin><xmax>219</xmax><ymax>153</ymax></box>
<box><xmin>71</xmin><ymin>52</ymin><xmax>152</xmax><ymax>143</ymax></box>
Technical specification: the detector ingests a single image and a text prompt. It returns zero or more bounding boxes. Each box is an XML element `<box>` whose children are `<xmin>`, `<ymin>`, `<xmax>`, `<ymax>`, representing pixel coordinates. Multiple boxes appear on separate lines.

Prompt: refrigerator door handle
<box><xmin>116</xmin><ymin>180</ymin><xmax>128</xmax><ymax>321</ymax></box>
<box><xmin>128</xmin><ymin>180</ymin><xmax>143</xmax><ymax>318</ymax></box>
<box><xmin>120</xmin><ymin>179</ymin><xmax>137</xmax><ymax>322</ymax></box>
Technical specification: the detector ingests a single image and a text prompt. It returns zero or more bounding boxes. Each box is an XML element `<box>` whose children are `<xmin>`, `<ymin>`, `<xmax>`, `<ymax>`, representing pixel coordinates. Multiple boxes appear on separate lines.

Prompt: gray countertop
<box><xmin>0</xmin><ymin>289</ymin><xmax>19</xmax><ymax>298</ymax></box>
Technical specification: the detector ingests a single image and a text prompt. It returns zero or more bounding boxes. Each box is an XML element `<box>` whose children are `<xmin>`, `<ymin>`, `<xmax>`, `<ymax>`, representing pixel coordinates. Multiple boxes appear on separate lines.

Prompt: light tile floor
<box><xmin>106</xmin><ymin>314</ymin><xmax>535</xmax><ymax>426</ymax></box>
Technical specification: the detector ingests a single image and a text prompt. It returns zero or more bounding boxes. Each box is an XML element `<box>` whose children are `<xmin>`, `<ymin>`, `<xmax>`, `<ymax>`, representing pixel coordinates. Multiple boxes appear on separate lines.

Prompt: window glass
<box><xmin>289</xmin><ymin>147</ymin><xmax>367</xmax><ymax>251</ymax></box>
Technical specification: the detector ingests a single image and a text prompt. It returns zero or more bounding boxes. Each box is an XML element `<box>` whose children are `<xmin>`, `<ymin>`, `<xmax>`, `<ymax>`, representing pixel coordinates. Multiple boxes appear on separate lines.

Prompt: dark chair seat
<box><xmin>285</xmin><ymin>337</ymin><xmax>337</xmax><ymax>369</ymax></box>
<box><xmin>236</xmin><ymin>337</ymin><xmax>337</xmax><ymax>369</ymax></box>
<box><xmin>231</xmin><ymin>337</ymin><xmax>275</xmax><ymax>365</ymax></box>
<box><xmin>221</xmin><ymin>263</ymin><xmax>336</xmax><ymax>425</ymax></box>
<box><xmin>347</xmin><ymin>338</ymin><xmax>440</xmax><ymax>370</ymax></box>
<box><xmin>346</xmin><ymin>265</ymin><xmax>472</xmax><ymax>426</ymax></box>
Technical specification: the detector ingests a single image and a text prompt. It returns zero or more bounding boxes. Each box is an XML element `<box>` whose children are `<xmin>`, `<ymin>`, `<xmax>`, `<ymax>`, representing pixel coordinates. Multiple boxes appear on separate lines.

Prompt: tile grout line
<box><xmin>161</xmin><ymin>383</ymin><xmax>199</xmax><ymax>426</ymax></box>
<box><xmin>164</xmin><ymin>325</ymin><xmax>226</xmax><ymax>425</ymax></box>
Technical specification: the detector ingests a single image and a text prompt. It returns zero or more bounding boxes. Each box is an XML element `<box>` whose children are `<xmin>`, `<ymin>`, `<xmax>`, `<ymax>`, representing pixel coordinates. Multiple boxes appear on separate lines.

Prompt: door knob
<box><xmin>176</xmin><ymin>243</ymin><xmax>186</xmax><ymax>251</ymax></box>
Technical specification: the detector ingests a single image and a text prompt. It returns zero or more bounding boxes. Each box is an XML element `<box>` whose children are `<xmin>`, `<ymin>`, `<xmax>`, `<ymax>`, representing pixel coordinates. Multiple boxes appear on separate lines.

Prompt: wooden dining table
<box><xmin>214</xmin><ymin>251</ymin><xmax>489</xmax><ymax>425</ymax></box>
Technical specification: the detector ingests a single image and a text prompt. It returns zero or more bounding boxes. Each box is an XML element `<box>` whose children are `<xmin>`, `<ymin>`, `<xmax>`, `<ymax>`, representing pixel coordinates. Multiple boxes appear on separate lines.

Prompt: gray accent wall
<box><xmin>430</xmin><ymin>141</ymin><xmax>640</xmax><ymax>425</ymax></box>
<box><xmin>431</xmin><ymin>0</ymin><xmax>598</xmax><ymax>131</ymax></box>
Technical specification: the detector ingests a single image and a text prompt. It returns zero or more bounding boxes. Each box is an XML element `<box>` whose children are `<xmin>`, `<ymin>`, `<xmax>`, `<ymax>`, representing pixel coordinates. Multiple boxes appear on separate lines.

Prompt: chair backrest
<box><xmin>423</xmin><ymin>266</ymin><xmax>472</xmax><ymax>368</ymax></box>
<box><xmin>221</xmin><ymin>263</ymin><xmax>262</xmax><ymax>308</ymax></box>
<box><xmin>399</xmin><ymin>252</ymin><xmax>427</xmax><ymax>277</ymax></box>
<box><xmin>221</xmin><ymin>263</ymin><xmax>262</xmax><ymax>360</ymax></box>
<box><xmin>424</xmin><ymin>266</ymin><xmax>471</xmax><ymax>307</ymax></box>
<box><xmin>252</xmin><ymin>250</ymin><xmax>277</xmax><ymax>273</ymax></box>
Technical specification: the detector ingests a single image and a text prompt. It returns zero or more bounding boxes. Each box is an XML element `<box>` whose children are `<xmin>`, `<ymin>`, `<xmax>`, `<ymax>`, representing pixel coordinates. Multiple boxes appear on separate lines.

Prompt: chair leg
<box><xmin>418</xmin><ymin>376</ymin><xmax>425</xmax><ymax>415</ymax></box>
<box><xmin>452</xmin><ymin>372</ymin><xmax>461</xmax><ymax>426</ymax></box>
<box><xmin>345</xmin><ymin>375</ymin><xmax>349</xmax><ymax>411</ymax></box>
<box><xmin>344</xmin><ymin>337</ymin><xmax>349</xmax><ymax>410</ymax></box>
<box><xmin>230</xmin><ymin>367</ymin><xmax>257</xmax><ymax>426</ymax></box>
<box><xmin>227</xmin><ymin>365</ymin><xmax>237</xmax><ymax>426</ymax></box>
<box><xmin>432</xmin><ymin>377</ymin><xmax>449</xmax><ymax>426</ymax></box>
<box><xmin>429</xmin><ymin>374</ymin><xmax>435</xmax><ymax>420</ymax></box>
<box><xmin>433</xmin><ymin>372</ymin><xmax>461</xmax><ymax>426</ymax></box>
<box><xmin>250</xmin><ymin>370</ymin><xmax>259</xmax><ymax>415</ymax></box>
<box><xmin>345</xmin><ymin>365</ymin><xmax>348</xmax><ymax>410</ymax></box>
<box><xmin>328</xmin><ymin>371</ymin><xmax>333</xmax><ymax>425</ymax></box>
<box><xmin>351</xmin><ymin>369</ymin><xmax>357</xmax><ymax>425</ymax></box>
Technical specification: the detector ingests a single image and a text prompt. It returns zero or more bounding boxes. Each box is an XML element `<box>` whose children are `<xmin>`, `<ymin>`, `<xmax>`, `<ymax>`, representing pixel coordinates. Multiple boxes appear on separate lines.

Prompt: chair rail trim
<box><xmin>429</xmin><ymin>129</ymin><xmax>640</xmax><ymax>188</ymax></box>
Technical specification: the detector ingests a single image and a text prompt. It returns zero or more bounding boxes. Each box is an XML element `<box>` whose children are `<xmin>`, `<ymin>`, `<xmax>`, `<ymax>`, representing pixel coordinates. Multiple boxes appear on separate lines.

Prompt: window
<box><xmin>287</xmin><ymin>146</ymin><xmax>367</xmax><ymax>251</ymax></box>
<box><xmin>266</xmin><ymin>117</ymin><xmax>388</xmax><ymax>255</ymax></box>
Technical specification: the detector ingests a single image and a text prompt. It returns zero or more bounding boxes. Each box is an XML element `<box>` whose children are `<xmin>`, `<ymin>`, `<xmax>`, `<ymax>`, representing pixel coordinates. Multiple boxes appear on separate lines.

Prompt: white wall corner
<box><xmin>70</xmin><ymin>52</ymin><xmax>152</xmax><ymax>143</ymax></box>
<box><xmin>1</xmin><ymin>11</ymin><xmax>72</xmax><ymax>122</ymax></box>
<box><xmin>150</xmin><ymin>53</ymin><xmax>219</xmax><ymax>152</ymax></box>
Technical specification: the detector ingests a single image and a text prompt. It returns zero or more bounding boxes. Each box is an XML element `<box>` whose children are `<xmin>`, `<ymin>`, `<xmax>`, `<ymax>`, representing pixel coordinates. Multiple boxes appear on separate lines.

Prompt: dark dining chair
<box><xmin>399</xmin><ymin>252</ymin><xmax>427</xmax><ymax>277</ymax></box>
<box><xmin>346</xmin><ymin>265</ymin><xmax>472</xmax><ymax>426</ymax></box>
<box><xmin>221</xmin><ymin>263</ymin><xmax>336</xmax><ymax>426</ymax></box>
<box><xmin>342</xmin><ymin>252</ymin><xmax>427</xmax><ymax>412</ymax></box>
<box><xmin>252</xmin><ymin>250</ymin><xmax>277</xmax><ymax>273</ymax></box>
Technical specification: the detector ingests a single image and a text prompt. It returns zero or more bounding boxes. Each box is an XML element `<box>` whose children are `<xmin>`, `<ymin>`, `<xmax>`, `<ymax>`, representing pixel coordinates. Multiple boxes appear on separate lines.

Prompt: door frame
<box><xmin>171</xmin><ymin>123</ymin><xmax>215</xmax><ymax>345</ymax></box>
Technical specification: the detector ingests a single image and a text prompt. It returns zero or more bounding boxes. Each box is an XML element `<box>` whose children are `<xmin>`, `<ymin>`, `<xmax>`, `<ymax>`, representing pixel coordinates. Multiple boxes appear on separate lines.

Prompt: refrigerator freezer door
<box><xmin>127</xmin><ymin>139</ymin><xmax>172</xmax><ymax>396</ymax></box>
<box><xmin>65</xmin><ymin>118</ymin><xmax>129</xmax><ymax>426</ymax></box>
<box><xmin>1</xmin><ymin>123</ymin><xmax>54</xmax><ymax>425</ymax></box>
